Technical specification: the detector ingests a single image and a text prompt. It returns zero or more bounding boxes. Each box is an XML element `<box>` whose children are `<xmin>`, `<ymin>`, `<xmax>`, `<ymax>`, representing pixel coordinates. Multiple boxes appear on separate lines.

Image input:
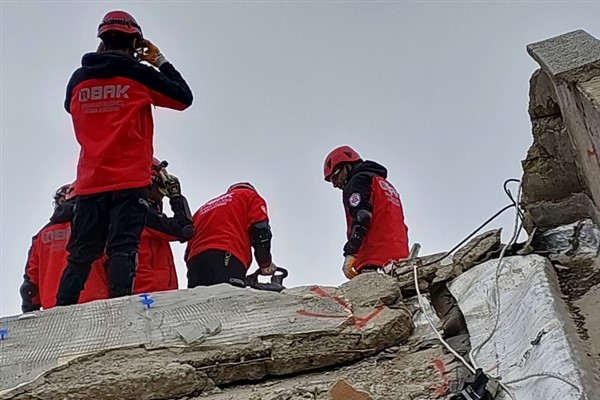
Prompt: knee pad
<box><xmin>107</xmin><ymin>251</ymin><xmax>138</xmax><ymax>297</ymax></box>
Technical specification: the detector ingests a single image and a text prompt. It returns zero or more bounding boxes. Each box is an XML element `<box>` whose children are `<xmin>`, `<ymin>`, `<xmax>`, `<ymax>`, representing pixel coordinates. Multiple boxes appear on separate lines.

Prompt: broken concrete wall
<box><xmin>0</xmin><ymin>275</ymin><xmax>413</xmax><ymax>400</ymax></box>
<box><xmin>523</xmin><ymin>30</ymin><xmax>600</xmax><ymax>232</ymax></box>
<box><xmin>522</xmin><ymin>30</ymin><xmax>600</xmax><ymax>393</ymax></box>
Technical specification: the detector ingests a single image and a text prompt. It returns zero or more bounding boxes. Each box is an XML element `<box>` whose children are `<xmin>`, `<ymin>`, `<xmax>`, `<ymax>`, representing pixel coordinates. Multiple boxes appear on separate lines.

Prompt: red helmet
<box><xmin>151</xmin><ymin>157</ymin><xmax>165</xmax><ymax>177</ymax></box>
<box><xmin>323</xmin><ymin>145</ymin><xmax>362</xmax><ymax>182</ymax></box>
<box><xmin>228</xmin><ymin>182</ymin><xmax>256</xmax><ymax>192</ymax></box>
<box><xmin>97</xmin><ymin>10</ymin><xmax>143</xmax><ymax>38</ymax></box>
<box><xmin>53</xmin><ymin>182</ymin><xmax>76</xmax><ymax>206</ymax></box>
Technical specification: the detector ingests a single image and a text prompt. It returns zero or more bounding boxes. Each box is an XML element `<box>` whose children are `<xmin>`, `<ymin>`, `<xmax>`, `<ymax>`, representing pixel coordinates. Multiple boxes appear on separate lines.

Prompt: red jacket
<box><xmin>65</xmin><ymin>52</ymin><xmax>193</xmax><ymax>195</ymax></box>
<box><xmin>186</xmin><ymin>187</ymin><xmax>270</xmax><ymax>269</ymax></box>
<box><xmin>84</xmin><ymin>195</ymin><xmax>194</xmax><ymax>295</ymax></box>
<box><xmin>20</xmin><ymin>203</ymin><xmax>108</xmax><ymax>311</ymax></box>
<box><xmin>85</xmin><ymin>228</ymin><xmax>180</xmax><ymax>296</ymax></box>
<box><xmin>342</xmin><ymin>161</ymin><xmax>409</xmax><ymax>271</ymax></box>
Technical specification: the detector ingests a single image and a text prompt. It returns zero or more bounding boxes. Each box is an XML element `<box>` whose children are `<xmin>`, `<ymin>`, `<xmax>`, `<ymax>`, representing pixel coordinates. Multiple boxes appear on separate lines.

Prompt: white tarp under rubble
<box><xmin>449</xmin><ymin>254</ymin><xmax>598</xmax><ymax>400</ymax></box>
<box><xmin>0</xmin><ymin>274</ymin><xmax>412</xmax><ymax>400</ymax></box>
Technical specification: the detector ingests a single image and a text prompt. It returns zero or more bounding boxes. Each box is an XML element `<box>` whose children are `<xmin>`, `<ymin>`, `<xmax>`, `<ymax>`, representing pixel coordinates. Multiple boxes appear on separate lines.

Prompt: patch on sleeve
<box><xmin>348</xmin><ymin>192</ymin><xmax>361</xmax><ymax>207</ymax></box>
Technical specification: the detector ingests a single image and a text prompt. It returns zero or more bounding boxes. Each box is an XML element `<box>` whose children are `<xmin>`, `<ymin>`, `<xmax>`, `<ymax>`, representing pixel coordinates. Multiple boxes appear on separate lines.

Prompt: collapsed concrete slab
<box><xmin>0</xmin><ymin>275</ymin><xmax>413</xmax><ymax>400</ymax></box>
<box><xmin>189</xmin><ymin>295</ymin><xmax>455</xmax><ymax>400</ymax></box>
<box><xmin>449</xmin><ymin>255</ymin><xmax>599</xmax><ymax>399</ymax></box>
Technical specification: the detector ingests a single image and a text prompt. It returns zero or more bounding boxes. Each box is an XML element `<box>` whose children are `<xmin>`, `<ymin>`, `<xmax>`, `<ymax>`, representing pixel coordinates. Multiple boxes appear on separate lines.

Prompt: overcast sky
<box><xmin>1</xmin><ymin>1</ymin><xmax>598</xmax><ymax>317</ymax></box>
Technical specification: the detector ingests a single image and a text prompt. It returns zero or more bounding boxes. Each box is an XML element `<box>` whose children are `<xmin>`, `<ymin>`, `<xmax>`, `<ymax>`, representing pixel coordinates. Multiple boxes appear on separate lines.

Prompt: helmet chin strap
<box><xmin>341</xmin><ymin>164</ymin><xmax>353</xmax><ymax>186</ymax></box>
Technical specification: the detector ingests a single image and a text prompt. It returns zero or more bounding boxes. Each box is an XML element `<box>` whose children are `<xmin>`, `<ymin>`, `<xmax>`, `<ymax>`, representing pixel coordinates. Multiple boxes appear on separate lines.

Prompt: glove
<box><xmin>259</xmin><ymin>261</ymin><xmax>278</xmax><ymax>276</ymax></box>
<box><xmin>159</xmin><ymin>172</ymin><xmax>181</xmax><ymax>198</ymax></box>
<box><xmin>21</xmin><ymin>302</ymin><xmax>41</xmax><ymax>313</ymax></box>
<box><xmin>138</xmin><ymin>39</ymin><xmax>168</xmax><ymax>68</ymax></box>
<box><xmin>19</xmin><ymin>280</ymin><xmax>41</xmax><ymax>313</ymax></box>
<box><xmin>342</xmin><ymin>255</ymin><xmax>358</xmax><ymax>280</ymax></box>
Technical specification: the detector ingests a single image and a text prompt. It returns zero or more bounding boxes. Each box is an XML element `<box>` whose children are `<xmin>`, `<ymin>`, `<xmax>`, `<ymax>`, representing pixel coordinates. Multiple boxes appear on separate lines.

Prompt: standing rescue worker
<box><xmin>185</xmin><ymin>183</ymin><xmax>278</xmax><ymax>288</ymax></box>
<box><xmin>323</xmin><ymin>146</ymin><xmax>409</xmax><ymax>279</ymax></box>
<box><xmin>133</xmin><ymin>158</ymin><xmax>194</xmax><ymax>293</ymax></box>
<box><xmin>19</xmin><ymin>184</ymin><xmax>107</xmax><ymax>312</ymax></box>
<box><xmin>56</xmin><ymin>10</ymin><xmax>193</xmax><ymax>305</ymax></box>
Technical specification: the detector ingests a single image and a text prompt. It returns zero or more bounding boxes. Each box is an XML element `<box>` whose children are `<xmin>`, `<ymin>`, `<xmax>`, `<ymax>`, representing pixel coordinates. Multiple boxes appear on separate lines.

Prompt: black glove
<box><xmin>20</xmin><ymin>279</ymin><xmax>41</xmax><ymax>313</ymax></box>
<box><xmin>159</xmin><ymin>171</ymin><xmax>181</xmax><ymax>198</ymax></box>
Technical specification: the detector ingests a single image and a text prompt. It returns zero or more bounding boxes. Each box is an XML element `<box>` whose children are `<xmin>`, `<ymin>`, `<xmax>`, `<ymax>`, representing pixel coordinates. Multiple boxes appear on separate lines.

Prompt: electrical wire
<box><xmin>469</xmin><ymin>182</ymin><xmax>523</xmax><ymax>364</ymax></box>
<box><xmin>413</xmin><ymin>265</ymin><xmax>518</xmax><ymax>399</ymax></box>
<box><xmin>413</xmin><ymin>178</ymin><xmax>590</xmax><ymax>400</ymax></box>
<box><xmin>411</xmin><ymin>179</ymin><xmax>523</xmax><ymax>399</ymax></box>
<box><xmin>420</xmin><ymin>203</ymin><xmax>516</xmax><ymax>268</ymax></box>
<box><xmin>413</xmin><ymin>263</ymin><xmax>476</xmax><ymax>375</ymax></box>
<box><xmin>413</xmin><ymin>178</ymin><xmax>586</xmax><ymax>399</ymax></box>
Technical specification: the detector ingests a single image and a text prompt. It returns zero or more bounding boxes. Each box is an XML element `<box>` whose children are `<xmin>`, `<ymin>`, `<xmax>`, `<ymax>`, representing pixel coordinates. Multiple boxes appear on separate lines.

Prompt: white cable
<box><xmin>413</xmin><ymin>180</ymin><xmax>586</xmax><ymax>400</ymax></box>
<box><xmin>469</xmin><ymin>183</ymin><xmax>523</xmax><ymax>367</ymax></box>
<box><xmin>467</xmin><ymin>182</ymin><xmax>584</xmax><ymax>399</ymax></box>
<box><xmin>413</xmin><ymin>262</ymin><xmax>518</xmax><ymax>400</ymax></box>
<box><xmin>413</xmin><ymin>182</ymin><xmax>524</xmax><ymax>399</ymax></box>
<box><xmin>413</xmin><ymin>264</ymin><xmax>476</xmax><ymax>375</ymax></box>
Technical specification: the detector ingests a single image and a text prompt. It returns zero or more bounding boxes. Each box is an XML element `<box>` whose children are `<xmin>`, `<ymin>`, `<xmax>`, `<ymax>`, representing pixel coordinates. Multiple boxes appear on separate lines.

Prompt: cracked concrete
<box><xmin>1</xmin><ymin>275</ymin><xmax>413</xmax><ymax>400</ymax></box>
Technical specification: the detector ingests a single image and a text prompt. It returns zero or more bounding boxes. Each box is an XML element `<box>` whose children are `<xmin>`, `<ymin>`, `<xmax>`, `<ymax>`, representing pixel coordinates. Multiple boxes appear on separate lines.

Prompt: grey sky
<box><xmin>1</xmin><ymin>1</ymin><xmax>598</xmax><ymax>317</ymax></box>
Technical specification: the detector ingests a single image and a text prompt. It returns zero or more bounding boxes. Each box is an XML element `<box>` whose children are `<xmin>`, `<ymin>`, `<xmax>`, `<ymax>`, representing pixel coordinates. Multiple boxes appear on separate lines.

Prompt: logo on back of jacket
<box><xmin>199</xmin><ymin>193</ymin><xmax>234</xmax><ymax>215</ymax></box>
<box><xmin>378</xmin><ymin>179</ymin><xmax>402</xmax><ymax>208</ymax></box>
<box><xmin>77</xmin><ymin>84</ymin><xmax>130</xmax><ymax>114</ymax></box>
<box><xmin>41</xmin><ymin>227</ymin><xmax>71</xmax><ymax>249</ymax></box>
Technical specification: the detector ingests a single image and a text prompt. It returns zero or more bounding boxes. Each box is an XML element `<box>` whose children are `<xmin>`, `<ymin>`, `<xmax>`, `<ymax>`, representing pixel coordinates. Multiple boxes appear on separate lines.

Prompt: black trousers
<box><xmin>186</xmin><ymin>250</ymin><xmax>247</xmax><ymax>289</ymax></box>
<box><xmin>56</xmin><ymin>187</ymin><xmax>149</xmax><ymax>305</ymax></box>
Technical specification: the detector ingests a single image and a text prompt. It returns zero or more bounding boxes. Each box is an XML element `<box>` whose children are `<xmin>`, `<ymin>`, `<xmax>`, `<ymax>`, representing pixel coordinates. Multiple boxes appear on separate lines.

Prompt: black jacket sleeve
<box><xmin>146</xmin><ymin>195</ymin><xmax>194</xmax><ymax>242</ymax></box>
<box><xmin>20</xmin><ymin>239</ymin><xmax>41</xmax><ymax>312</ymax></box>
<box><xmin>64</xmin><ymin>69</ymin><xmax>83</xmax><ymax>113</ymax></box>
<box><xmin>133</xmin><ymin>62</ymin><xmax>193</xmax><ymax>110</ymax></box>
<box><xmin>250</xmin><ymin>220</ymin><xmax>273</xmax><ymax>268</ymax></box>
<box><xmin>342</xmin><ymin>173</ymin><xmax>374</xmax><ymax>256</ymax></box>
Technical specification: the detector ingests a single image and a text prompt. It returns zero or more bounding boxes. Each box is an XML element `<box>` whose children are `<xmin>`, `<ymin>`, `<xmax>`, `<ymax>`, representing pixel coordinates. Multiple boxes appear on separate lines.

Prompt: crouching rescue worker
<box><xmin>323</xmin><ymin>146</ymin><xmax>409</xmax><ymax>280</ymax></box>
<box><xmin>19</xmin><ymin>184</ymin><xmax>107</xmax><ymax>312</ymax></box>
<box><xmin>56</xmin><ymin>10</ymin><xmax>193</xmax><ymax>306</ymax></box>
<box><xmin>133</xmin><ymin>158</ymin><xmax>194</xmax><ymax>292</ymax></box>
<box><xmin>185</xmin><ymin>182</ymin><xmax>278</xmax><ymax>288</ymax></box>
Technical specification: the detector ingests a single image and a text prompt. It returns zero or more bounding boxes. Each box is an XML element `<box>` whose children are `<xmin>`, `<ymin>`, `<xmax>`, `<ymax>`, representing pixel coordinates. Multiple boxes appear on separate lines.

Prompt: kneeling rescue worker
<box><xmin>323</xmin><ymin>145</ymin><xmax>409</xmax><ymax>279</ymax></box>
<box><xmin>185</xmin><ymin>182</ymin><xmax>278</xmax><ymax>288</ymax></box>
<box><xmin>55</xmin><ymin>10</ymin><xmax>193</xmax><ymax>305</ymax></box>
<box><xmin>20</xmin><ymin>184</ymin><xmax>108</xmax><ymax>312</ymax></box>
<box><xmin>133</xmin><ymin>159</ymin><xmax>194</xmax><ymax>293</ymax></box>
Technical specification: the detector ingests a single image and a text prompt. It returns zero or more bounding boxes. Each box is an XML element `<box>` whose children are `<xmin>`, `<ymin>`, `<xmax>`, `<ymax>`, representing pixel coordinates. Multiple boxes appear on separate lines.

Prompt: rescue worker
<box><xmin>185</xmin><ymin>182</ymin><xmax>278</xmax><ymax>288</ymax></box>
<box><xmin>19</xmin><ymin>184</ymin><xmax>107</xmax><ymax>312</ymax></box>
<box><xmin>323</xmin><ymin>145</ymin><xmax>409</xmax><ymax>279</ymax></box>
<box><xmin>56</xmin><ymin>10</ymin><xmax>193</xmax><ymax>306</ymax></box>
<box><xmin>133</xmin><ymin>158</ymin><xmax>194</xmax><ymax>293</ymax></box>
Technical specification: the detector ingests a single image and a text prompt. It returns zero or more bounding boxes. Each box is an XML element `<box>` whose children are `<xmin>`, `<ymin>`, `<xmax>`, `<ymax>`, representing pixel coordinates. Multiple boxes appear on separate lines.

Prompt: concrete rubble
<box><xmin>0</xmin><ymin>275</ymin><xmax>413</xmax><ymax>400</ymax></box>
<box><xmin>384</xmin><ymin>229</ymin><xmax>501</xmax><ymax>296</ymax></box>
<box><xmin>523</xmin><ymin>28</ymin><xmax>600</xmax><ymax>387</ymax></box>
<box><xmin>182</xmin><ymin>300</ymin><xmax>456</xmax><ymax>400</ymax></box>
<box><xmin>532</xmin><ymin>219</ymin><xmax>600</xmax><ymax>375</ymax></box>
<box><xmin>450</xmin><ymin>255</ymin><xmax>598</xmax><ymax>399</ymax></box>
<box><xmin>4</xmin><ymin>28</ymin><xmax>600</xmax><ymax>400</ymax></box>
